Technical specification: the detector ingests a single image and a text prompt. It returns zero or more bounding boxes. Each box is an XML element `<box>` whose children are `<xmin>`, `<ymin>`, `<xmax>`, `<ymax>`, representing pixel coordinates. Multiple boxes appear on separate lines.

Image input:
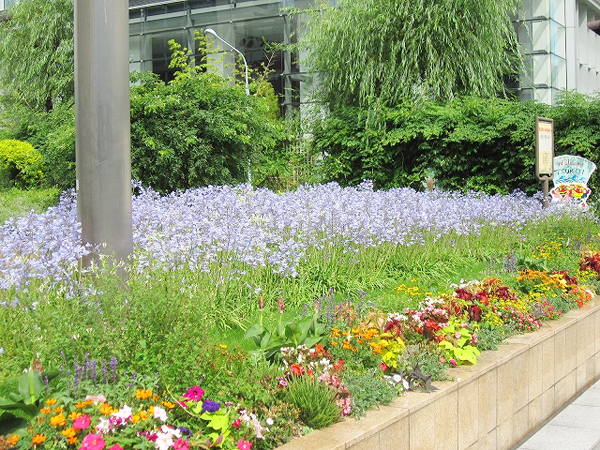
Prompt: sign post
<box><xmin>535</xmin><ymin>117</ymin><xmax>554</xmax><ymax>208</ymax></box>
<box><xmin>75</xmin><ymin>0</ymin><xmax>133</xmax><ymax>272</ymax></box>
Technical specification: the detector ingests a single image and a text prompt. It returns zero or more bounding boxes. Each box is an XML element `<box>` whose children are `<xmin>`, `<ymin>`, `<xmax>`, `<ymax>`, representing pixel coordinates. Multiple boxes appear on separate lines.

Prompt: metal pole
<box><xmin>75</xmin><ymin>0</ymin><xmax>133</xmax><ymax>271</ymax></box>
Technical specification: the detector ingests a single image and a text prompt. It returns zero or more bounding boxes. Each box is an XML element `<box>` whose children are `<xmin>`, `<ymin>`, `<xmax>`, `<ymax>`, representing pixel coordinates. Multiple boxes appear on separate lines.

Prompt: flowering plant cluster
<box><xmin>277</xmin><ymin>345</ymin><xmax>351</xmax><ymax>418</ymax></box>
<box><xmin>8</xmin><ymin>384</ymin><xmax>271</xmax><ymax>450</ymax></box>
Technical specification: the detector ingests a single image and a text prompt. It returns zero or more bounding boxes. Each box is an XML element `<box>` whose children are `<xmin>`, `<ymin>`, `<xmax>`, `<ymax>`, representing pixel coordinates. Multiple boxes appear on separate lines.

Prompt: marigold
<box><xmin>75</xmin><ymin>400</ymin><xmax>93</xmax><ymax>409</ymax></box>
<box><xmin>50</xmin><ymin>413</ymin><xmax>67</xmax><ymax>427</ymax></box>
<box><xmin>6</xmin><ymin>435</ymin><xmax>19</xmax><ymax>446</ymax></box>
<box><xmin>69</xmin><ymin>411</ymin><xmax>83</xmax><ymax>420</ymax></box>
<box><xmin>31</xmin><ymin>434</ymin><xmax>46</xmax><ymax>445</ymax></box>
<box><xmin>40</xmin><ymin>406</ymin><xmax>52</xmax><ymax>414</ymax></box>
<box><xmin>62</xmin><ymin>427</ymin><xmax>77</xmax><ymax>438</ymax></box>
<box><xmin>100</xmin><ymin>403</ymin><xmax>116</xmax><ymax>415</ymax></box>
<box><xmin>161</xmin><ymin>401</ymin><xmax>177</xmax><ymax>409</ymax></box>
<box><xmin>45</xmin><ymin>398</ymin><xmax>58</xmax><ymax>406</ymax></box>
<box><xmin>68</xmin><ymin>436</ymin><xmax>79</xmax><ymax>445</ymax></box>
<box><xmin>135</xmin><ymin>389</ymin><xmax>153</xmax><ymax>400</ymax></box>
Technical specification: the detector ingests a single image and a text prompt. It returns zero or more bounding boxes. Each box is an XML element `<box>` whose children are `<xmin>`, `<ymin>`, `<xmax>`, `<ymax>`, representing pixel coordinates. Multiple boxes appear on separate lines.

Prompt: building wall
<box><xmin>516</xmin><ymin>0</ymin><xmax>600</xmax><ymax>104</ymax></box>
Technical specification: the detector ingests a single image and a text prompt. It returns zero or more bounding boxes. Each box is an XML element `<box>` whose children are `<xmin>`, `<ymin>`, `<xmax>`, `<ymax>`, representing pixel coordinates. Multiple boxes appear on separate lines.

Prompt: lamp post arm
<box><xmin>204</xmin><ymin>28</ymin><xmax>249</xmax><ymax>96</ymax></box>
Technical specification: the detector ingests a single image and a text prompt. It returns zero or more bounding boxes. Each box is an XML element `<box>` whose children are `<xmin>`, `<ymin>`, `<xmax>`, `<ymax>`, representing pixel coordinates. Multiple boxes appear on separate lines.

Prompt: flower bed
<box><xmin>276</xmin><ymin>297</ymin><xmax>600</xmax><ymax>450</ymax></box>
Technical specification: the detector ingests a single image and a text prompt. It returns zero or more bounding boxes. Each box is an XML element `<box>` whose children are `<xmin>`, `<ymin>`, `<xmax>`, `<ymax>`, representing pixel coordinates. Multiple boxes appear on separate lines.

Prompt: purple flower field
<box><xmin>0</xmin><ymin>182</ymin><xmax>584</xmax><ymax>293</ymax></box>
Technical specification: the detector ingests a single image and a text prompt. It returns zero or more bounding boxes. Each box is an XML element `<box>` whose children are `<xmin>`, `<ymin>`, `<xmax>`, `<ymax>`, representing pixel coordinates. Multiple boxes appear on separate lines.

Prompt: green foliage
<box><xmin>342</xmin><ymin>369</ymin><xmax>398</xmax><ymax>419</ymax></box>
<box><xmin>130</xmin><ymin>68</ymin><xmax>282</xmax><ymax>193</ymax></box>
<box><xmin>315</xmin><ymin>93</ymin><xmax>600</xmax><ymax>195</ymax></box>
<box><xmin>0</xmin><ymin>364</ymin><xmax>58</xmax><ymax>436</ymax></box>
<box><xmin>300</xmin><ymin>0</ymin><xmax>523</xmax><ymax>108</ymax></box>
<box><xmin>284</xmin><ymin>376</ymin><xmax>340</xmax><ymax>429</ymax></box>
<box><xmin>0</xmin><ymin>188</ymin><xmax>59</xmax><ymax>224</ymax></box>
<box><xmin>0</xmin><ymin>139</ymin><xmax>43</xmax><ymax>188</ymax></box>
<box><xmin>438</xmin><ymin>320</ymin><xmax>480</xmax><ymax>365</ymax></box>
<box><xmin>0</xmin><ymin>0</ymin><xmax>74</xmax><ymax>112</ymax></box>
<box><xmin>245</xmin><ymin>305</ymin><xmax>327</xmax><ymax>361</ymax></box>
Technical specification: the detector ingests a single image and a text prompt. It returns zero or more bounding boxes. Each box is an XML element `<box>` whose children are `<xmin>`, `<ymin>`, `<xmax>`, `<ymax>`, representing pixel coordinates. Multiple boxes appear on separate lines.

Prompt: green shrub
<box><xmin>0</xmin><ymin>139</ymin><xmax>43</xmax><ymax>188</ymax></box>
<box><xmin>313</xmin><ymin>92</ymin><xmax>600</xmax><ymax>199</ymax></box>
<box><xmin>284</xmin><ymin>376</ymin><xmax>340</xmax><ymax>429</ymax></box>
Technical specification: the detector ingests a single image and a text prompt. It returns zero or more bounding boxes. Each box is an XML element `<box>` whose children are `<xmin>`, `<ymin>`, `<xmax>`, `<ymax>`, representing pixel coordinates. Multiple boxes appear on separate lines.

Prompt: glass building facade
<box><xmin>513</xmin><ymin>0</ymin><xmax>600</xmax><ymax>104</ymax></box>
<box><xmin>128</xmin><ymin>0</ymin><xmax>314</xmax><ymax>114</ymax></box>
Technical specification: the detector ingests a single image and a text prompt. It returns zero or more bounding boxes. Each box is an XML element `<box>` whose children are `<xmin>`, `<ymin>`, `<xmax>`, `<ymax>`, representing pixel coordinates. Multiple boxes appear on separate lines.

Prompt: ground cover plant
<box><xmin>1</xmin><ymin>183</ymin><xmax>600</xmax><ymax>449</ymax></box>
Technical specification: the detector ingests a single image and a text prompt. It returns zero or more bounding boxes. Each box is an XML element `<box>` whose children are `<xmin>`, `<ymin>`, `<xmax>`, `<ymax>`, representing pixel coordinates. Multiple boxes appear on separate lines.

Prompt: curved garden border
<box><xmin>277</xmin><ymin>298</ymin><xmax>600</xmax><ymax>450</ymax></box>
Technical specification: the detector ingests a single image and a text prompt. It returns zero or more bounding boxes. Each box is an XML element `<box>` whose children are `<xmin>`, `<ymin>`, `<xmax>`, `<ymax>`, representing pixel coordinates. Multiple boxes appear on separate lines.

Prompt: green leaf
<box><xmin>18</xmin><ymin>370</ymin><xmax>44</xmax><ymax>405</ymax></box>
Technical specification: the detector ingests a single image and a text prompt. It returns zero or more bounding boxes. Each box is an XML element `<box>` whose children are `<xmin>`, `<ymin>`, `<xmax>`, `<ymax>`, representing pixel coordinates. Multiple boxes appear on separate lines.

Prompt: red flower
<box><xmin>232</xmin><ymin>418</ymin><xmax>242</xmax><ymax>429</ymax></box>
<box><xmin>455</xmin><ymin>288</ymin><xmax>472</xmax><ymax>301</ymax></box>
<box><xmin>290</xmin><ymin>364</ymin><xmax>303</xmax><ymax>376</ymax></box>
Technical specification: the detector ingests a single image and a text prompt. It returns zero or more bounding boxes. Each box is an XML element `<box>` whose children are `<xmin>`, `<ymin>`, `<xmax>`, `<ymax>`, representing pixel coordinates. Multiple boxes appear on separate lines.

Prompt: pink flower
<box><xmin>237</xmin><ymin>439</ymin><xmax>253</xmax><ymax>450</ymax></box>
<box><xmin>80</xmin><ymin>433</ymin><xmax>106</xmax><ymax>450</ymax></box>
<box><xmin>450</xmin><ymin>359</ymin><xmax>457</xmax><ymax>367</ymax></box>
<box><xmin>73</xmin><ymin>414</ymin><xmax>92</xmax><ymax>430</ymax></box>
<box><xmin>183</xmin><ymin>386</ymin><xmax>205</xmax><ymax>401</ymax></box>
<box><xmin>108</xmin><ymin>446</ymin><xmax>123</xmax><ymax>450</ymax></box>
<box><xmin>173</xmin><ymin>439</ymin><xmax>189</xmax><ymax>450</ymax></box>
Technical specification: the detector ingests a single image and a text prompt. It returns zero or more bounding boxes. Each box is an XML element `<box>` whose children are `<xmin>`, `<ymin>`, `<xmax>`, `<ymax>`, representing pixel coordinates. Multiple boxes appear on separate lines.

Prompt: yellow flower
<box><xmin>50</xmin><ymin>413</ymin><xmax>67</xmax><ymax>427</ymax></box>
<box><xmin>219</xmin><ymin>344</ymin><xmax>228</xmax><ymax>349</ymax></box>
<box><xmin>31</xmin><ymin>434</ymin><xmax>46</xmax><ymax>445</ymax></box>
<box><xmin>68</xmin><ymin>411</ymin><xmax>82</xmax><ymax>420</ymax></box>
<box><xmin>45</xmin><ymin>398</ymin><xmax>58</xmax><ymax>406</ymax></box>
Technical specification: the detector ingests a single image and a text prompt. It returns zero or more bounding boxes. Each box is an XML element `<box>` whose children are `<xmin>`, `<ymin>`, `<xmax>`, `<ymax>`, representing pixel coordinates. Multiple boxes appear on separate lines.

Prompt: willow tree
<box><xmin>0</xmin><ymin>0</ymin><xmax>74</xmax><ymax>112</ymax></box>
<box><xmin>301</xmin><ymin>0</ymin><xmax>525</xmax><ymax>108</ymax></box>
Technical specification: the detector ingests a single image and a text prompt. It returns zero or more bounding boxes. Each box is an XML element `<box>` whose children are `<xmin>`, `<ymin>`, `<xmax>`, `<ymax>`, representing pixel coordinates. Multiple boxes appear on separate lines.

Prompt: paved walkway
<box><xmin>515</xmin><ymin>378</ymin><xmax>600</xmax><ymax>450</ymax></box>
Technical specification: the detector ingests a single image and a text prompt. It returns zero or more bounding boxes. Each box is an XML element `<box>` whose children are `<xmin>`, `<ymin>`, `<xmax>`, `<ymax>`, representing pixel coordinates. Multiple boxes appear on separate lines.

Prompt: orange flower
<box><xmin>6</xmin><ymin>435</ymin><xmax>19</xmax><ymax>446</ymax></box>
<box><xmin>135</xmin><ymin>389</ymin><xmax>153</xmax><ymax>400</ymax></box>
<box><xmin>61</xmin><ymin>427</ymin><xmax>77</xmax><ymax>438</ymax></box>
<box><xmin>45</xmin><ymin>398</ymin><xmax>58</xmax><ymax>406</ymax></box>
<box><xmin>40</xmin><ymin>407</ymin><xmax>52</xmax><ymax>414</ymax></box>
<box><xmin>161</xmin><ymin>401</ymin><xmax>176</xmax><ymax>409</ymax></box>
<box><xmin>31</xmin><ymin>434</ymin><xmax>46</xmax><ymax>445</ymax></box>
<box><xmin>54</xmin><ymin>406</ymin><xmax>65</xmax><ymax>414</ymax></box>
<box><xmin>331</xmin><ymin>341</ymin><xmax>338</xmax><ymax>346</ymax></box>
<box><xmin>75</xmin><ymin>400</ymin><xmax>93</xmax><ymax>409</ymax></box>
<box><xmin>50</xmin><ymin>413</ymin><xmax>67</xmax><ymax>427</ymax></box>
<box><xmin>68</xmin><ymin>436</ymin><xmax>78</xmax><ymax>445</ymax></box>
<box><xmin>100</xmin><ymin>403</ymin><xmax>117</xmax><ymax>415</ymax></box>
<box><xmin>68</xmin><ymin>411</ymin><xmax>82</xmax><ymax>420</ymax></box>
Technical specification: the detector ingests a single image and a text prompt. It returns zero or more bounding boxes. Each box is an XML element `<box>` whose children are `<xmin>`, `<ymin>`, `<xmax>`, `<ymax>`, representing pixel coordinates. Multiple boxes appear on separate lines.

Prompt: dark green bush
<box><xmin>313</xmin><ymin>92</ymin><xmax>600</xmax><ymax>199</ymax></box>
<box><xmin>130</xmin><ymin>71</ymin><xmax>283</xmax><ymax>193</ymax></box>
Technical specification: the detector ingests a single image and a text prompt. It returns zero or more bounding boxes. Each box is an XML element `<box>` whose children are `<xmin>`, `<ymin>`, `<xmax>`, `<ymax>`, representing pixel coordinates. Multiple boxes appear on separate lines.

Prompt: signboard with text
<box><xmin>535</xmin><ymin>117</ymin><xmax>554</xmax><ymax>180</ymax></box>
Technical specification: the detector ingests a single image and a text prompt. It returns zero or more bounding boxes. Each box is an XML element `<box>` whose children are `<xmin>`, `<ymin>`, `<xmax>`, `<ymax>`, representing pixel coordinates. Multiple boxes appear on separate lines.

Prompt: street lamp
<box><xmin>204</xmin><ymin>28</ymin><xmax>249</xmax><ymax>96</ymax></box>
<box><xmin>204</xmin><ymin>28</ymin><xmax>252</xmax><ymax>183</ymax></box>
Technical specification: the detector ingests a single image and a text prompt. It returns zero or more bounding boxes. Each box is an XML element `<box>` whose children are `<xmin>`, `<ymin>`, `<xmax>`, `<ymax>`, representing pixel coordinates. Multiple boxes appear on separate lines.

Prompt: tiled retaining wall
<box><xmin>277</xmin><ymin>299</ymin><xmax>600</xmax><ymax>450</ymax></box>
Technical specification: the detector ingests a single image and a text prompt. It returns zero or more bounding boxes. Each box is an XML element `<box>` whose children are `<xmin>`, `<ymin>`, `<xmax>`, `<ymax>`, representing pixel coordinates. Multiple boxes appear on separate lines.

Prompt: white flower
<box><xmin>153</xmin><ymin>406</ymin><xmax>168</xmax><ymax>422</ymax></box>
<box><xmin>112</xmin><ymin>404</ymin><xmax>132</xmax><ymax>421</ymax></box>
<box><xmin>266</xmin><ymin>418</ymin><xmax>274</xmax><ymax>426</ymax></box>
<box><xmin>95</xmin><ymin>417</ymin><xmax>112</xmax><ymax>433</ymax></box>
<box><xmin>392</xmin><ymin>374</ymin><xmax>403</xmax><ymax>384</ymax></box>
<box><xmin>154</xmin><ymin>432</ymin><xmax>174</xmax><ymax>450</ymax></box>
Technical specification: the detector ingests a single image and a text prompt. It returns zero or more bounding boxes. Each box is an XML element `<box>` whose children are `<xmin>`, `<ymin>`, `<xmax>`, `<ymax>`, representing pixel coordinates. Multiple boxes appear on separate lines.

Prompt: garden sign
<box><xmin>550</xmin><ymin>155</ymin><xmax>596</xmax><ymax>208</ymax></box>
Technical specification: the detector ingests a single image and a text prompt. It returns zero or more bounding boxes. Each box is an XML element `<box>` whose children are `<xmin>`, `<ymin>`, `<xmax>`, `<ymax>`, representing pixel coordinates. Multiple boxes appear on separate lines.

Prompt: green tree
<box><xmin>301</xmin><ymin>0</ymin><xmax>524</xmax><ymax>108</ymax></box>
<box><xmin>0</xmin><ymin>0</ymin><xmax>74</xmax><ymax>112</ymax></box>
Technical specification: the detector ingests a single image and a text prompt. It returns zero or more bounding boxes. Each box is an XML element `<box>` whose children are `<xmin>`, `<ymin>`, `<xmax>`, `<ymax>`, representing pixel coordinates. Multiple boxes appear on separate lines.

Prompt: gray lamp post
<box><xmin>204</xmin><ymin>28</ymin><xmax>252</xmax><ymax>183</ymax></box>
<box><xmin>75</xmin><ymin>0</ymin><xmax>133</xmax><ymax>273</ymax></box>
